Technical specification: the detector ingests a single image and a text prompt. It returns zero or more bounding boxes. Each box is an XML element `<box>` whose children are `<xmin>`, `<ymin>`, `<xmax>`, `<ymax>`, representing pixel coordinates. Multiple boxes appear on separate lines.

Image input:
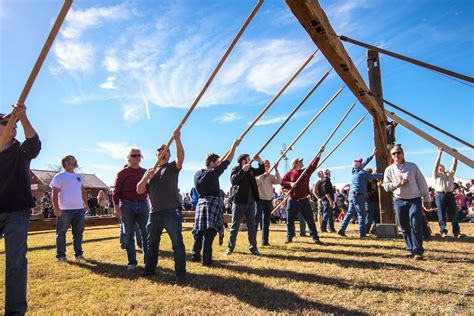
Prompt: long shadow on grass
<box><xmin>320</xmin><ymin>240</ymin><xmax>472</xmax><ymax>255</ymax></box>
<box><xmin>0</xmin><ymin>236</ymin><xmax>118</xmax><ymax>255</ymax></box>
<box><xmin>74</xmin><ymin>259</ymin><xmax>367</xmax><ymax>314</ymax></box>
<box><xmin>271</xmin><ymin>245</ymin><xmax>397</xmax><ymax>259</ymax></box>
<box><xmin>214</xmin><ymin>262</ymin><xmax>456</xmax><ymax>295</ymax></box>
<box><xmin>262</xmin><ymin>252</ymin><xmax>428</xmax><ymax>272</ymax></box>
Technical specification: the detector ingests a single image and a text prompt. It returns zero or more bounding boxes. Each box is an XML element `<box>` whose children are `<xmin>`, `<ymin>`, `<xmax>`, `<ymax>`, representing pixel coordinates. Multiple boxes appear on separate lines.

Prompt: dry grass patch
<box><xmin>1</xmin><ymin>222</ymin><xmax>473</xmax><ymax>314</ymax></box>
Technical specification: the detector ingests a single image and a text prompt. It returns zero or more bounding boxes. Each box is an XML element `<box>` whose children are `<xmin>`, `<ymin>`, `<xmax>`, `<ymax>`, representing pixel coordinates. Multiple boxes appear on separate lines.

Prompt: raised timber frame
<box><xmin>286</xmin><ymin>0</ymin><xmax>396</xmax><ymax>223</ymax></box>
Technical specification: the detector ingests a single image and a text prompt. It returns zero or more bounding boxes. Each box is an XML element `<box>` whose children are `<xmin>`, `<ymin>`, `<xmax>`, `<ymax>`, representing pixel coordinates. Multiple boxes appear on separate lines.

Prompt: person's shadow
<box><xmin>74</xmin><ymin>258</ymin><xmax>368</xmax><ymax>314</ymax></box>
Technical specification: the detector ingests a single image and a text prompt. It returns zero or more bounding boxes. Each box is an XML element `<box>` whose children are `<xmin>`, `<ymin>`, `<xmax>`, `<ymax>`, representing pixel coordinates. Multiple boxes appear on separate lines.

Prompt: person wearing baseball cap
<box><xmin>0</xmin><ymin>103</ymin><xmax>41</xmax><ymax>315</ymax></box>
<box><xmin>338</xmin><ymin>148</ymin><xmax>383</xmax><ymax>238</ymax></box>
<box><xmin>280</xmin><ymin>146</ymin><xmax>325</xmax><ymax>244</ymax></box>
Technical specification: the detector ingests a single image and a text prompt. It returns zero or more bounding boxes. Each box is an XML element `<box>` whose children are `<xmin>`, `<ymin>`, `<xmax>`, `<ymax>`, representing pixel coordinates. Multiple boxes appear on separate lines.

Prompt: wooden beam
<box><xmin>385</xmin><ymin>109</ymin><xmax>474</xmax><ymax>168</ymax></box>
<box><xmin>367</xmin><ymin>50</ymin><xmax>395</xmax><ymax>224</ymax></box>
<box><xmin>285</xmin><ymin>0</ymin><xmax>384</xmax><ymax>122</ymax></box>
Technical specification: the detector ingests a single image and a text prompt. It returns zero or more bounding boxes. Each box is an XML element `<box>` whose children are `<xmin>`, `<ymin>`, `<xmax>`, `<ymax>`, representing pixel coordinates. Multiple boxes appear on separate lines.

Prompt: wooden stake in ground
<box><xmin>152</xmin><ymin>0</ymin><xmax>264</xmax><ymax>170</ymax></box>
<box><xmin>267</xmin><ymin>86</ymin><xmax>345</xmax><ymax>174</ymax></box>
<box><xmin>238</xmin><ymin>50</ymin><xmax>317</xmax><ymax>142</ymax></box>
<box><xmin>0</xmin><ymin>0</ymin><xmax>73</xmax><ymax>151</ymax></box>
<box><xmin>252</xmin><ymin>68</ymin><xmax>332</xmax><ymax>159</ymax></box>
<box><xmin>272</xmin><ymin>101</ymin><xmax>356</xmax><ymax>213</ymax></box>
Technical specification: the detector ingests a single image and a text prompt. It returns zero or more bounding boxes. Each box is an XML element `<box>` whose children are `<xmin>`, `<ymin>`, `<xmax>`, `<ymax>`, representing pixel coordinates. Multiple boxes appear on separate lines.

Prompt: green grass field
<box><xmin>1</xmin><ymin>222</ymin><xmax>473</xmax><ymax>314</ymax></box>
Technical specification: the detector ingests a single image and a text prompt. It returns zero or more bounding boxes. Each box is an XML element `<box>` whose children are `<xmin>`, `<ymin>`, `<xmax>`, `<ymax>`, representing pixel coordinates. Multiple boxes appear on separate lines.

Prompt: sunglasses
<box><xmin>130</xmin><ymin>154</ymin><xmax>142</xmax><ymax>158</ymax></box>
<box><xmin>391</xmin><ymin>151</ymin><xmax>403</xmax><ymax>156</ymax></box>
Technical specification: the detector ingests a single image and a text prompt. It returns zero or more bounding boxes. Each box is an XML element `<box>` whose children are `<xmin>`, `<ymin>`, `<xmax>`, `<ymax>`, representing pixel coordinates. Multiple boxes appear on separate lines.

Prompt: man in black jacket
<box><xmin>0</xmin><ymin>104</ymin><xmax>41</xmax><ymax>315</ymax></box>
<box><xmin>224</xmin><ymin>153</ymin><xmax>264</xmax><ymax>256</ymax></box>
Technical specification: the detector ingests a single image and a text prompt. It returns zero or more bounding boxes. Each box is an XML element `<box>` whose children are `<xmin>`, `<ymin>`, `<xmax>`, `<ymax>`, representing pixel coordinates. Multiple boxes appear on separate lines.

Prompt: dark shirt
<box><xmin>0</xmin><ymin>134</ymin><xmax>41</xmax><ymax>213</ymax></box>
<box><xmin>230</xmin><ymin>163</ymin><xmax>265</xmax><ymax>204</ymax></box>
<box><xmin>320</xmin><ymin>177</ymin><xmax>334</xmax><ymax>201</ymax></box>
<box><xmin>113</xmin><ymin>166</ymin><xmax>148</xmax><ymax>205</ymax></box>
<box><xmin>281</xmin><ymin>156</ymin><xmax>320</xmax><ymax>200</ymax></box>
<box><xmin>194</xmin><ymin>160</ymin><xmax>230</xmax><ymax>197</ymax></box>
<box><xmin>148</xmin><ymin>161</ymin><xmax>181</xmax><ymax>212</ymax></box>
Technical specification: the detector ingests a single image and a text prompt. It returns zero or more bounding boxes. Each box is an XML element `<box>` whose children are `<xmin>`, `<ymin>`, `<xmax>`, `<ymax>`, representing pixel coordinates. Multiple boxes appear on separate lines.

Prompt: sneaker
<box><xmin>250</xmin><ymin>249</ymin><xmax>261</xmax><ymax>256</ymax></box>
<box><xmin>312</xmin><ymin>238</ymin><xmax>323</xmax><ymax>245</ymax></box>
<box><xmin>328</xmin><ymin>230</ymin><xmax>336</xmax><ymax>233</ymax></box>
<box><xmin>191</xmin><ymin>255</ymin><xmax>201</xmax><ymax>262</ymax></box>
<box><xmin>414</xmin><ymin>254</ymin><xmax>424</xmax><ymax>260</ymax></box>
<box><xmin>300</xmin><ymin>233</ymin><xmax>307</xmax><ymax>237</ymax></box>
<box><xmin>285</xmin><ymin>238</ymin><xmax>293</xmax><ymax>244</ymax></box>
<box><xmin>262</xmin><ymin>242</ymin><xmax>271</xmax><ymax>246</ymax></box>
<box><xmin>223</xmin><ymin>249</ymin><xmax>233</xmax><ymax>256</ymax></box>
<box><xmin>127</xmin><ymin>264</ymin><xmax>137</xmax><ymax>271</ymax></box>
<box><xmin>441</xmin><ymin>230</ymin><xmax>448</xmax><ymax>238</ymax></box>
<box><xmin>75</xmin><ymin>255</ymin><xmax>86</xmax><ymax>263</ymax></box>
<box><xmin>405</xmin><ymin>251</ymin><xmax>414</xmax><ymax>257</ymax></box>
<box><xmin>337</xmin><ymin>231</ymin><xmax>346</xmax><ymax>237</ymax></box>
<box><xmin>57</xmin><ymin>257</ymin><xmax>68</xmax><ymax>263</ymax></box>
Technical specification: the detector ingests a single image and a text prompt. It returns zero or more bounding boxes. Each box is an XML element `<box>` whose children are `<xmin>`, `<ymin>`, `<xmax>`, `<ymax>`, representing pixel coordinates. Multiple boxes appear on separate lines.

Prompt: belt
<box><xmin>435</xmin><ymin>191</ymin><xmax>453</xmax><ymax>194</ymax></box>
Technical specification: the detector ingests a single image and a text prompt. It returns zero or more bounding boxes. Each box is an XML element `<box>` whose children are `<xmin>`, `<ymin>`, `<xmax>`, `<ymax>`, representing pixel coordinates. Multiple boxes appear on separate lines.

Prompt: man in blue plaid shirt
<box><xmin>192</xmin><ymin>139</ymin><xmax>241</xmax><ymax>265</ymax></box>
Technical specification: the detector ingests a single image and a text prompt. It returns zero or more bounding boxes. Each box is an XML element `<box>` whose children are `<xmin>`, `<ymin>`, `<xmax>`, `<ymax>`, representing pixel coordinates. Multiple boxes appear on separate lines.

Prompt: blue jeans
<box><xmin>120</xmin><ymin>200</ymin><xmax>149</xmax><ymax>265</ymax></box>
<box><xmin>256</xmin><ymin>200</ymin><xmax>272</xmax><ymax>244</ymax></box>
<box><xmin>321</xmin><ymin>200</ymin><xmax>335</xmax><ymax>232</ymax></box>
<box><xmin>365</xmin><ymin>200</ymin><xmax>377</xmax><ymax>232</ymax></box>
<box><xmin>286</xmin><ymin>198</ymin><xmax>318</xmax><ymax>240</ymax></box>
<box><xmin>144</xmin><ymin>209</ymin><xmax>186</xmax><ymax>277</ymax></box>
<box><xmin>435</xmin><ymin>192</ymin><xmax>460</xmax><ymax>235</ymax></box>
<box><xmin>0</xmin><ymin>209</ymin><xmax>30</xmax><ymax>315</ymax></box>
<box><xmin>192</xmin><ymin>228</ymin><xmax>217</xmax><ymax>264</ymax></box>
<box><xmin>120</xmin><ymin>220</ymin><xmax>142</xmax><ymax>249</ymax></box>
<box><xmin>394</xmin><ymin>197</ymin><xmax>424</xmax><ymax>255</ymax></box>
<box><xmin>56</xmin><ymin>209</ymin><xmax>85</xmax><ymax>259</ymax></box>
<box><xmin>297</xmin><ymin>212</ymin><xmax>307</xmax><ymax>235</ymax></box>
<box><xmin>339</xmin><ymin>195</ymin><xmax>367</xmax><ymax>236</ymax></box>
<box><xmin>227</xmin><ymin>201</ymin><xmax>258</xmax><ymax>251</ymax></box>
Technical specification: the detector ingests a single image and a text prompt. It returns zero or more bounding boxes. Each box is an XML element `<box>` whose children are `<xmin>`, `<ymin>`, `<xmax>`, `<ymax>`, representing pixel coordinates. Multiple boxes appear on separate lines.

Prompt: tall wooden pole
<box><xmin>367</xmin><ymin>50</ymin><xmax>395</xmax><ymax>224</ymax></box>
<box><xmin>152</xmin><ymin>0</ymin><xmax>264</xmax><ymax>170</ymax></box>
<box><xmin>0</xmin><ymin>0</ymin><xmax>73</xmax><ymax>151</ymax></box>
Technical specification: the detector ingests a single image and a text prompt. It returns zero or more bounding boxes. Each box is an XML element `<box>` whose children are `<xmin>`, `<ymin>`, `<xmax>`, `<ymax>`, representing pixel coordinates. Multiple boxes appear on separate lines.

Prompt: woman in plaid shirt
<box><xmin>191</xmin><ymin>139</ymin><xmax>240</xmax><ymax>265</ymax></box>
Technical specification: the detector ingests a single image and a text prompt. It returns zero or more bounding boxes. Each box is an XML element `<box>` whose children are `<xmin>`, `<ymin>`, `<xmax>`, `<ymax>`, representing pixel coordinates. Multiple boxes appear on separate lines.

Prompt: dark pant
<box><xmin>321</xmin><ymin>200</ymin><xmax>335</xmax><ymax>232</ymax></box>
<box><xmin>192</xmin><ymin>228</ymin><xmax>217</xmax><ymax>264</ymax></box>
<box><xmin>394</xmin><ymin>197</ymin><xmax>424</xmax><ymax>255</ymax></box>
<box><xmin>56</xmin><ymin>209</ymin><xmax>85</xmax><ymax>259</ymax></box>
<box><xmin>0</xmin><ymin>209</ymin><xmax>30</xmax><ymax>315</ymax></box>
<box><xmin>145</xmin><ymin>209</ymin><xmax>186</xmax><ymax>277</ymax></box>
<box><xmin>435</xmin><ymin>192</ymin><xmax>460</xmax><ymax>235</ymax></box>
<box><xmin>227</xmin><ymin>201</ymin><xmax>257</xmax><ymax>251</ymax></box>
<box><xmin>120</xmin><ymin>200</ymin><xmax>149</xmax><ymax>265</ymax></box>
<box><xmin>256</xmin><ymin>199</ymin><xmax>273</xmax><ymax>244</ymax></box>
<box><xmin>286</xmin><ymin>198</ymin><xmax>319</xmax><ymax>240</ymax></box>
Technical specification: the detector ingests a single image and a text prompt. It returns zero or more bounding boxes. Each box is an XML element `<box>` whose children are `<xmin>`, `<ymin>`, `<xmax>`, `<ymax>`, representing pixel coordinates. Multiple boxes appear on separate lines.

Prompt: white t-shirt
<box><xmin>50</xmin><ymin>171</ymin><xmax>85</xmax><ymax>210</ymax></box>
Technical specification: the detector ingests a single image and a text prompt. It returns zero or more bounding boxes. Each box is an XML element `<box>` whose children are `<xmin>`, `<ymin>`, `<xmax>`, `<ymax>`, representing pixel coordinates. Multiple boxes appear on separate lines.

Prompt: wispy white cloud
<box><xmin>99</xmin><ymin>76</ymin><xmax>118</xmax><ymax>90</ymax></box>
<box><xmin>54</xmin><ymin>41</ymin><xmax>94</xmax><ymax>72</ymax></box>
<box><xmin>213</xmin><ymin>112</ymin><xmax>241</xmax><ymax>123</ymax></box>
<box><xmin>254</xmin><ymin>115</ymin><xmax>288</xmax><ymax>126</ymax></box>
<box><xmin>326</xmin><ymin>0</ymin><xmax>373</xmax><ymax>34</ymax></box>
<box><xmin>61</xmin><ymin>3</ymin><xmax>134</xmax><ymax>39</ymax></box>
<box><xmin>95</xmin><ymin>141</ymin><xmax>136</xmax><ymax>160</ymax></box>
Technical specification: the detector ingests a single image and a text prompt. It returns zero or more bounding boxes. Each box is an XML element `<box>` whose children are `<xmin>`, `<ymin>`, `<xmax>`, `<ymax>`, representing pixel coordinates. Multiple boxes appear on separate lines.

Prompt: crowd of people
<box><xmin>1</xmin><ymin>104</ymin><xmax>473</xmax><ymax>315</ymax></box>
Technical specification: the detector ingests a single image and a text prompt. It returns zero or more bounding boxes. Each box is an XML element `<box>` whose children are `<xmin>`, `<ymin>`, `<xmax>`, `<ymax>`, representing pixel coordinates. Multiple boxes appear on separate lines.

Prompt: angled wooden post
<box><xmin>367</xmin><ymin>50</ymin><xmax>395</xmax><ymax>224</ymax></box>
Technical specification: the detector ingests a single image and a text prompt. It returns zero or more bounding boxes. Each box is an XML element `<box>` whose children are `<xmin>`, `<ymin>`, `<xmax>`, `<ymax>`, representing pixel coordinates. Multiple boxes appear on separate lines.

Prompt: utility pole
<box><xmin>367</xmin><ymin>50</ymin><xmax>396</xmax><ymax>224</ymax></box>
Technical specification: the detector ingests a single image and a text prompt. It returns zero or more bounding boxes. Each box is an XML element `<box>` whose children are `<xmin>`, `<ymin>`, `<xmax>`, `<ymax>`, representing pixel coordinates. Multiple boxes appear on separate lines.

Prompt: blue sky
<box><xmin>1</xmin><ymin>0</ymin><xmax>473</xmax><ymax>193</ymax></box>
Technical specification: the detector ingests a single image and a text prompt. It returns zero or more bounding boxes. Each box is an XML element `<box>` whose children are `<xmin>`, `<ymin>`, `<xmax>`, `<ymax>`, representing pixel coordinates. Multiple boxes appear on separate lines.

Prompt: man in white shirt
<box><xmin>383</xmin><ymin>145</ymin><xmax>430</xmax><ymax>260</ymax></box>
<box><xmin>51</xmin><ymin>155</ymin><xmax>89</xmax><ymax>263</ymax></box>
<box><xmin>433</xmin><ymin>147</ymin><xmax>459</xmax><ymax>238</ymax></box>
